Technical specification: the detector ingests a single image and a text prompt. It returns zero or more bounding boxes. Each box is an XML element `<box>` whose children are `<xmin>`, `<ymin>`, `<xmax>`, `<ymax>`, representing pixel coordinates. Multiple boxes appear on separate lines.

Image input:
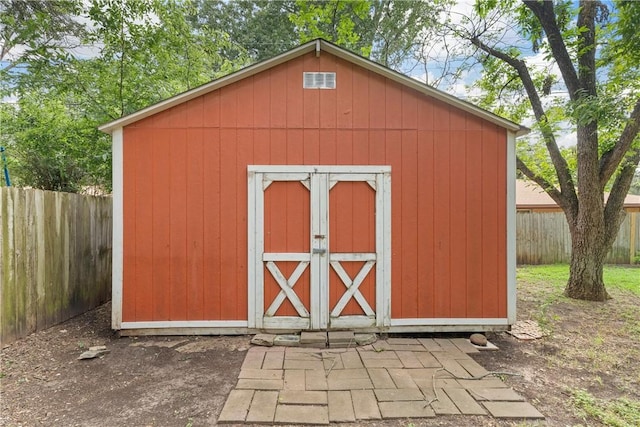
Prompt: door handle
<box><xmin>312</xmin><ymin>248</ymin><xmax>327</xmax><ymax>255</ymax></box>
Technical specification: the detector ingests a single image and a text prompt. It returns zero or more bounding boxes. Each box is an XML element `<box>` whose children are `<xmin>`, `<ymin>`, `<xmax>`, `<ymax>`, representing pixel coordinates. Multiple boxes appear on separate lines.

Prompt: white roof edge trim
<box><xmin>317</xmin><ymin>41</ymin><xmax>526</xmax><ymax>134</ymax></box>
<box><xmin>98</xmin><ymin>42</ymin><xmax>318</xmax><ymax>133</ymax></box>
<box><xmin>99</xmin><ymin>38</ymin><xmax>528</xmax><ymax>136</ymax></box>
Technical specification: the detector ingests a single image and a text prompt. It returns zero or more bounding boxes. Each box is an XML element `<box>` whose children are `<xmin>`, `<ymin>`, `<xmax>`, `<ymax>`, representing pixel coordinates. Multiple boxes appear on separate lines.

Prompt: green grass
<box><xmin>517</xmin><ymin>265</ymin><xmax>640</xmax><ymax>425</ymax></box>
<box><xmin>517</xmin><ymin>264</ymin><xmax>640</xmax><ymax>335</ymax></box>
<box><xmin>603</xmin><ymin>266</ymin><xmax>640</xmax><ymax>294</ymax></box>
<box><xmin>517</xmin><ymin>264</ymin><xmax>640</xmax><ymax>295</ymax></box>
<box><xmin>571</xmin><ymin>389</ymin><xmax>640</xmax><ymax>427</ymax></box>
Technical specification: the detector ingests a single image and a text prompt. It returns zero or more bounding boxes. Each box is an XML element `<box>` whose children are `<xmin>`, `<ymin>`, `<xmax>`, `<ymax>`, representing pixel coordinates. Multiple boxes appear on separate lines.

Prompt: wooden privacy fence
<box><xmin>517</xmin><ymin>211</ymin><xmax>640</xmax><ymax>265</ymax></box>
<box><xmin>1</xmin><ymin>188</ymin><xmax>112</xmax><ymax>345</ymax></box>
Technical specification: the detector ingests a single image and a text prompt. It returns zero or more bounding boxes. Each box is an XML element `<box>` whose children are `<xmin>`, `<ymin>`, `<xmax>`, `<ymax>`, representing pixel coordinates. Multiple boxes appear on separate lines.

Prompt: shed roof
<box><xmin>99</xmin><ymin>39</ymin><xmax>528</xmax><ymax>135</ymax></box>
<box><xmin>516</xmin><ymin>180</ymin><xmax>640</xmax><ymax>210</ymax></box>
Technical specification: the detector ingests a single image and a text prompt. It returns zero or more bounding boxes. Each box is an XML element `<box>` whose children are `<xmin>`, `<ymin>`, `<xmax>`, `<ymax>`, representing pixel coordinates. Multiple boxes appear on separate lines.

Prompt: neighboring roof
<box><xmin>99</xmin><ymin>39</ymin><xmax>529</xmax><ymax>135</ymax></box>
<box><xmin>516</xmin><ymin>179</ymin><xmax>640</xmax><ymax>210</ymax></box>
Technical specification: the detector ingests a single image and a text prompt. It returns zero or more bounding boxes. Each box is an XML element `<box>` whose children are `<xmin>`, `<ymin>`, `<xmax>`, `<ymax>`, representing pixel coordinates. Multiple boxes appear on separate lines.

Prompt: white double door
<box><xmin>248</xmin><ymin>166</ymin><xmax>391</xmax><ymax>330</ymax></box>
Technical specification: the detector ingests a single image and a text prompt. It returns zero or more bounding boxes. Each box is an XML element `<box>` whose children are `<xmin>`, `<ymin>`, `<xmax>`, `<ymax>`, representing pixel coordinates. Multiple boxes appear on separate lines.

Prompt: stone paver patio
<box><xmin>218</xmin><ymin>337</ymin><xmax>544</xmax><ymax>424</ymax></box>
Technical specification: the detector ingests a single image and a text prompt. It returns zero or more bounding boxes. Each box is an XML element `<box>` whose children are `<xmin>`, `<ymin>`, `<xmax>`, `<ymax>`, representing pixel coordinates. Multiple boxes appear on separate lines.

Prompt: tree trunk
<box><xmin>564</xmin><ymin>219</ymin><xmax>611</xmax><ymax>301</ymax></box>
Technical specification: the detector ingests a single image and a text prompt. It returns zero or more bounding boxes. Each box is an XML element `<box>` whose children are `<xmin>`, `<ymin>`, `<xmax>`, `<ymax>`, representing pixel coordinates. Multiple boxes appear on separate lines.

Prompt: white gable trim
<box><xmin>98</xmin><ymin>39</ymin><xmax>528</xmax><ymax>135</ymax></box>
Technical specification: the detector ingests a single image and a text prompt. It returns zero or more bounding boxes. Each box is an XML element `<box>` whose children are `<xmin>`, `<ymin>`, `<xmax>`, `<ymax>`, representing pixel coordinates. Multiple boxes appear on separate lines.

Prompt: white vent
<box><xmin>303</xmin><ymin>72</ymin><xmax>336</xmax><ymax>89</ymax></box>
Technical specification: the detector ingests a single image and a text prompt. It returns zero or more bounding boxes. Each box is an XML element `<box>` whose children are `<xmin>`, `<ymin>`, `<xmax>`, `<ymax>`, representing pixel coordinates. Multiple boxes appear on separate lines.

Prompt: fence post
<box><xmin>631</xmin><ymin>212</ymin><xmax>637</xmax><ymax>264</ymax></box>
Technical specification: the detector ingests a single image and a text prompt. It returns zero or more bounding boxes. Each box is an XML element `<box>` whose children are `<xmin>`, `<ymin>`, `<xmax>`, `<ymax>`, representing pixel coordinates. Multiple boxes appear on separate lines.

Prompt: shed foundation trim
<box><xmin>117</xmin><ymin>325</ymin><xmax>509</xmax><ymax>337</ymax></box>
<box><xmin>121</xmin><ymin>320</ymin><xmax>249</xmax><ymax>329</ymax></box>
<box><xmin>390</xmin><ymin>318</ymin><xmax>509</xmax><ymax>326</ymax></box>
<box><xmin>118</xmin><ymin>318</ymin><xmax>509</xmax><ymax>332</ymax></box>
<box><xmin>118</xmin><ymin>327</ymin><xmax>256</xmax><ymax>337</ymax></box>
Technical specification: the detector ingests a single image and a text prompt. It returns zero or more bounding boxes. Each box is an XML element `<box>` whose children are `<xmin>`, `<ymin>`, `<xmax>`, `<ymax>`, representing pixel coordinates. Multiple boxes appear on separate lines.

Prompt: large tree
<box><xmin>454</xmin><ymin>0</ymin><xmax>640</xmax><ymax>300</ymax></box>
<box><xmin>0</xmin><ymin>0</ymin><xmax>84</xmax><ymax>76</ymax></box>
<box><xmin>192</xmin><ymin>0</ymin><xmax>451</xmax><ymax>71</ymax></box>
<box><xmin>291</xmin><ymin>0</ymin><xmax>451</xmax><ymax>70</ymax></box>
<box><xmin>2</xmin><ymin>0</ymin><xmax>247</xmax><ymax>191</ymax></box>
<box><xmin>190</xmin><ymin>0</ymin><xmax>299</xmax><ymax>62</ymax></box>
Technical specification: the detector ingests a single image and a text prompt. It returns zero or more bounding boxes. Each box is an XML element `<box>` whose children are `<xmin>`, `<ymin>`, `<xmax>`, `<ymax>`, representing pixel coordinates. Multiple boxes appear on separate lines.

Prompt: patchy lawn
<box><xmin>476</xmin><ymin>264</ymin><xmax>640</xmax><ymax>426</ymax></box>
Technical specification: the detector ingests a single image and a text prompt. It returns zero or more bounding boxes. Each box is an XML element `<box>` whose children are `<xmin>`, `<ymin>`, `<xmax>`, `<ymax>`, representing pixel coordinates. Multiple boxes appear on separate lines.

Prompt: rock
<box><xmin>470</xmin><ymin>333</ymin><xmax>488</xmax><ymax>346</ymax></box>
<box><xmin>251</xmin><ymin>333</ymin><xmax>276</xmax><ymax>347</ymax></box>
<box><xmin>273</xmin><ymin>335</ymin><xmax>300</xmax><ymax>347</ymax></box>
<box><xmin>300</xmin><ymin>331</ymin><xmax>327</xmax><ymax>347</ymax></box>
<box><xmin>78</xmin><ymin>346</ymin><xmax>110</xmax><ymax>360</ymax></box>
<box><xmin>354</xmin><ymin>333</ymin><xmax>377</xmax><ymax>346</ymax></box>
<box><xmin>507</xmin><ymin>320</ymin><xmax>544</xmax><ymax>340</ymax></box>
<box><xmin>328</xmin><ymin>331</ymin><xmax>354</xmax><ymax>348</ymax></box>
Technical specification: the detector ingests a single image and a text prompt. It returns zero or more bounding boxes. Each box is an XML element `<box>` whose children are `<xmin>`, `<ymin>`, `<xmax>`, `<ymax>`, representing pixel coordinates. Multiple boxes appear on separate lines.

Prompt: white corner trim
<box><xmin>506</xmin><ymin>130</ymin><xmax>517</xmax><ymax>325</ymax></box>
<box><xmin>112</xmin><ymin>127</ymin><xmax>124</xmax><ymax>330</ymax></box>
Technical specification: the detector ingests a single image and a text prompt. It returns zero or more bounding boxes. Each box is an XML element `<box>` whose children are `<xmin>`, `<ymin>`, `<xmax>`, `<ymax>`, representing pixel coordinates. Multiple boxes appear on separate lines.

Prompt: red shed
<box><xmin>99</xmin><ymin>39</ymin><xmax>527</xmax><ymax>335</ymax></box>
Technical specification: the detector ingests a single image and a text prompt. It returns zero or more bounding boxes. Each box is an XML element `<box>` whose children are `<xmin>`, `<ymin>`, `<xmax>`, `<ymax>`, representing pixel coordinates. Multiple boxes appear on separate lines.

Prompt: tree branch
<box><xmin>119</xmin><ymin>14</ymin><xmax>125</xmax><ymax>117</ymax></box>
<box><xmin>604</xmin><ymin>145</ymin><xmax>640</xmax><ymax>247</ymax></box>
<box><xmin>516</xmin><ymin>157</ymin><xmax>557</xmax><ymax>198</ymax></box>
<box><xmin>498</xmin><ymin>75</ymin><xmax>519</xmax><ymax>99</ymax></box>
<box><xmin>576</xmin><ymin>1</ymin><xmax>598</xmax><ymax>96</ymax></box>
<box><xmin>516</xmin><ymin>156</ymin><xmax>577</xmax><ymax>222</ymax></box>
<box><xmin>599</xmin><ymin>97</ymin><xmax>640</xmax><ymax>185</ymax></box>
<box><xmin>468</xmin><ymin>35</ymin><xmax>577</xmax><ymax>209</ymax></box>
<box><xmin>523</xmin><ymin>0</ymin><xmax>581</xmax><ymax>100</ymax></box>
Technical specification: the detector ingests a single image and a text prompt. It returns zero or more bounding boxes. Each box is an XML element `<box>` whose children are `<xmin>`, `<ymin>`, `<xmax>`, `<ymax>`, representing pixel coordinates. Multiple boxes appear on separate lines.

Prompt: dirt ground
<box><xmin>0</xmin><ymin>303</ymin><xmax>247</xmax><ymax>427</ymax></box>
<box><xmin>2</xmin><ymin>279</ymin><xmax>639</xmax><ymax>426</ymax></box>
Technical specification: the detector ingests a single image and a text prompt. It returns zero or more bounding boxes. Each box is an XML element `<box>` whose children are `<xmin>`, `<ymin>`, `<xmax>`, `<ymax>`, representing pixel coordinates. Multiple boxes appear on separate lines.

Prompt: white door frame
<box><xmin>248</xmin><ymin>165</ymin><xmax>391</xmax><ymax>330</ymax></box>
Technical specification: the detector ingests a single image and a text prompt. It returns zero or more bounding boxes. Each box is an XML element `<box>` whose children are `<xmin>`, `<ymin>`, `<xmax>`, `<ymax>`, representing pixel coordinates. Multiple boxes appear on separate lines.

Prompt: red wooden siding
<box><xmin>122</xmin><ymin>51</ymin><xmax>508</xmax><ymax>322</ymax></box>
